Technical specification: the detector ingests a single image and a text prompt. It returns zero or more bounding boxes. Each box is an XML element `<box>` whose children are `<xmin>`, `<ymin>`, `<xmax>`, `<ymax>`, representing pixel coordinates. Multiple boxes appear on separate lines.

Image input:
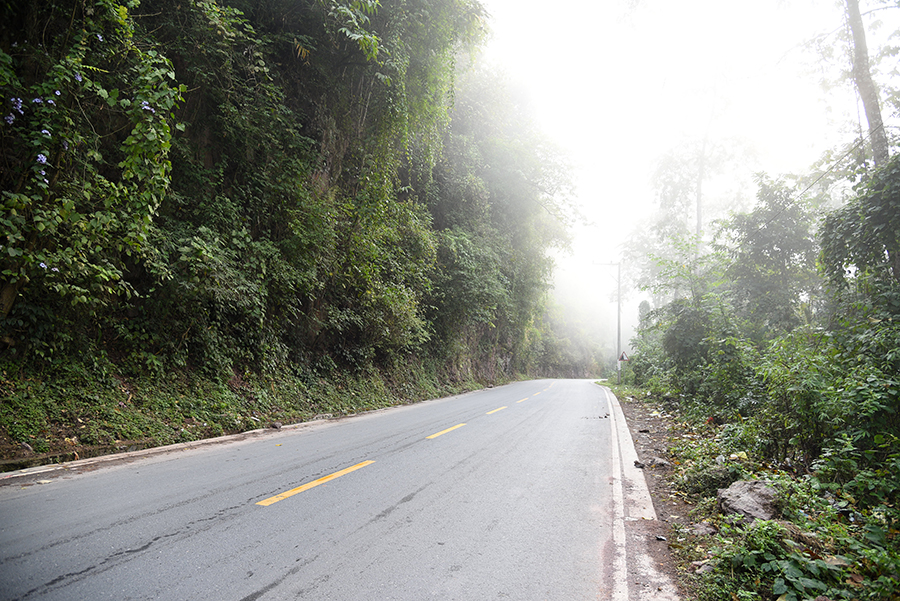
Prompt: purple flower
<box><xmin>39</xmin><ymin>262</ymin><xmax>47</xmax><ymax>269</ymax></box>
<box><xmin>96</xmin><ymin>34</ymin><xmax>103</xmax><ymax>42</ymax></box>
<box><xmin>51</xmin><ymin>267</ymin><xmax>59</xmax><ymax>272</ymax></box>
<box><xmin>32</xmin><ymin>98</ymin><xmax>42</xmax><ymax>104</ymax></box>
<box><xmin>40</xmin><ymin>170</ymin><xmax>46</xmax><ymax>176</ymax></box>
<box><xmin>63</xmin><ymin>141</ymin><xmax>69</xmax><ymax>151</ymax></box>
<box><xmin>41</xmin><ymin>129</ymin><xmax>50</xmax><ymax>136</ymax></box>
<box><xmin>11</xmin><ymin>97</ymin><xmax>23</xmax><ymax>114</ymax></box>
<box><xmin>37</xmin><ymin>153</ymin><xmax>47</xmax><ymax>164</ymax></box>
<box><xmin>47</xmin><ymin>99</ymin><xmax>55</xmax><ymax>106</ymax></box>
<box><xmin>55</xmin><ymin>90</ymin><xmax>61</xmax><ymax>96</ymax></box>
<box><xmin>3</xmin><ymin>114</ymin><xmax>13</xmax><ymax>125</ymax></box>
<box><xmin>74</xmin><ymin>73</ymin><xmax>82</xmax><ymax>82</ymax></box>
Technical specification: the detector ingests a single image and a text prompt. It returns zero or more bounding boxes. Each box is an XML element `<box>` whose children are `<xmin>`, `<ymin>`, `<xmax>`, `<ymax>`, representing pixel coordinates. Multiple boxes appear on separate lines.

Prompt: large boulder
<box><xmin>717</xmin><ymin>480</ymin><xmax>776</xmax><ymax>523</ymax></box>
<box><xmin>679</xmin><ymin>465</ymin><xmax>740</xmax><ymax>497</ymax></box>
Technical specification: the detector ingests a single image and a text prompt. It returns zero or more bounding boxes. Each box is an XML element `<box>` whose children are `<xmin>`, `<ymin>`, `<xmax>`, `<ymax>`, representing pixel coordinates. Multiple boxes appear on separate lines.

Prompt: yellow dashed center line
<box><xmin>426</xmin><ymin>423</ymin><xmax>466</xmax><ymax>439</ymax></box>
<box><xmin>257</xmin><ymin>384</ymin><xmax>562</xmax><ymax>507</ymax></box>
<box><xmin>256</xmin><ymin>460</ymin><xmax>375</xmax><ymax>506</ymax></box>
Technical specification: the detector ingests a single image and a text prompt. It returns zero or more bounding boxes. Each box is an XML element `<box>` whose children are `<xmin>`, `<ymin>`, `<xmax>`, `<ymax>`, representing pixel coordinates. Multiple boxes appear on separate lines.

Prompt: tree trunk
<box><xmin>846</xmin><ymin>0</ymin><xmax>890</xmax><ymax>166</ymax></box>
<box><xmin>695</xmin><ymin>139</ymin><xmax>706</xmax><ymax>240</ymax></box>
<box><xmin>1</xmin><ymin>280</ymin><xmax>23</xmax><ymax>346</ymax></box>
<box><xmin>891</xmin><ymin>244</ymin><xmax>900</xmax><ymax>286</ymax></box>
<box><xmin>0</xmin><ymin>280</ymin><xmax>21</xmax><ymax>319</ymax></box>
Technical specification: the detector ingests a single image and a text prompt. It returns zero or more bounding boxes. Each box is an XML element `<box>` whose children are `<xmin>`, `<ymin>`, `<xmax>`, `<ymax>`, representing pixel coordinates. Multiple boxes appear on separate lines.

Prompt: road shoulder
<box><xmin>617</xmin><ymin>392</ymin><xmax>693</xmax><ymax>599</ymax></box>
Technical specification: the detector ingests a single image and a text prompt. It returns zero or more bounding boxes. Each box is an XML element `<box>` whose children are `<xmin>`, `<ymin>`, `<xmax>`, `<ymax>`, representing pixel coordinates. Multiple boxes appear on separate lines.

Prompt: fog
<box><xmin>477</xmin><ymin>0</ymin><xmax>900</xmax><ymax>368</ymax></box>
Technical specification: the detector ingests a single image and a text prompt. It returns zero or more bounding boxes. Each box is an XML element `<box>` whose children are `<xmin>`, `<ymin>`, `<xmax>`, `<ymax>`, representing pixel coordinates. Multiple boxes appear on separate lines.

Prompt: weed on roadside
<box><xmin>620</xmin><ymin>390</ymin><xmax>900</xmax><ymax>601</ymax></box>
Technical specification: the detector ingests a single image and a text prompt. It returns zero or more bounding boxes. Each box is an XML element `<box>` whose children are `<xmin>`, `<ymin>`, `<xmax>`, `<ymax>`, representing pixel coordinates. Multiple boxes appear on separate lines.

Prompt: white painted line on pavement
<box><xmin>603</xmin><ymin>387</ymin><xmax>681</xmax><ymax>601</ymax></box>
<box><xmin>609</xmin><ymin>392</ymin><xmax>656</xmax><ymax>521</ymax></box>
<box><xmin>606</xmin><ymin>390</ymin><xmax>632</xmax><ymax>601</ymax></box>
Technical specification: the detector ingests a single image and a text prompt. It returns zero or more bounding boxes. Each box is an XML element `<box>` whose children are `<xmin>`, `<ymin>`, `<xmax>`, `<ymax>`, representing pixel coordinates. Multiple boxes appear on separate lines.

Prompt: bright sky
<box><xmin>477</xmin><ymin>0</ymin><xmax>900</xmax><ymax>362</ymax></box>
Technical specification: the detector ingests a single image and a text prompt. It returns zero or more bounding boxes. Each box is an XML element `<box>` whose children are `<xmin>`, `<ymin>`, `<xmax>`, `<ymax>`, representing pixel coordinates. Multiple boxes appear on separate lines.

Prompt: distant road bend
<box><xmin>0</xmin><ymin>379</ymin><xmax>678</xmax><ymax>600</ymax></box>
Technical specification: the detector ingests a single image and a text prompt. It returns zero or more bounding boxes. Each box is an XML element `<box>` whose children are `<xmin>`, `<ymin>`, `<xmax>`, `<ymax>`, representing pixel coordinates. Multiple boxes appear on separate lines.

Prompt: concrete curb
<box><xmin>0</xmin><ymin>386</ymin><xmax>491</xmax><ymax>487</ymax></box>
<box><xmin>0</xmin><ymin>420</ymin><xmax>319</xmax><ymax>486</ymax></box>
<box><xmin>598</xmin><ymin>383</ymin><xmax>681</xmax><ymax>601</ymax></box>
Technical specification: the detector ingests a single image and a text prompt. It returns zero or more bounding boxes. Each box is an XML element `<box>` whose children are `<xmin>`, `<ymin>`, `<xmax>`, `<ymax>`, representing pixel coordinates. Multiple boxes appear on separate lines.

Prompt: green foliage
<box><xmin>821</xmin><ymin>148</ymin><xmax>900</xmax><ymax>292</ymax></box>
<box><xmin>0</xmin><ymin>354</ymin><xmax>488</xmax><ymax>465</ymax></box>
<box><xmin>1</xmin><ymin>0</ymin><xmax>574</xmax><ymax>463</ymax></box>
<box><xmin>631</xmin><ymin>157</ymin><xmax>900</xmax><ymax>600</ymax></box>
<box><xmin>1</xmin><ymin>0</ymin><xmax>184</xmax><ymax>354</ymax></box>
<box><xmin>320</xmin><ymin>0</ymin><xmax>383</xmax><ymax>62</ymax></box>
<box><xmin>422</xmin><ymin>65</ymin><xmax>573</xmax><ymax>377</ymax></box>
<box><xmin>712</xmin><ymin>519</ymin><xmax>849</xmax><ymax>601</ymax></box>
<box><xmin>662</xmin><ymin>300</ymin><xmax>711</xmax><ymax>369</ymax></box>
<box><xmin>16</xmin><ymin>0</ymin><xmax>507</xmax><ymax>378</ymax></box>
<box><xmin>428</xmin><ymin>227</ymin><xmax>509</xmax><ymax>337</ymax></box>
<box><xmin>660</xmin><ymin>409</ymin><xmax>900</xmax><ymax>601</ymax></box>
<box><xmin>718</xmin><ymin>177</ymin><xmax>822</xmax><ymax>343</ymax></box>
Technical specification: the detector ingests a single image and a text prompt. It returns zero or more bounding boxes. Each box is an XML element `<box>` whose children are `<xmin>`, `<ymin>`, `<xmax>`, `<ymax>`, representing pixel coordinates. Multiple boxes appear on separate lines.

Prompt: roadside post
<box><xmin>596</xmin><ymin>261</ymin><xmax>622</xmax><ymax>384</ymax></box>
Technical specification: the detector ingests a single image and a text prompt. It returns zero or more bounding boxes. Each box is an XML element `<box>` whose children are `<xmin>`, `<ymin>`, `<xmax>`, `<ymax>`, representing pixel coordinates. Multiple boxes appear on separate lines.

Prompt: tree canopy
<box><xmin>0</xmin><ymin>0</ymin><xmax>581</xmax><ymax>384</ymax></box>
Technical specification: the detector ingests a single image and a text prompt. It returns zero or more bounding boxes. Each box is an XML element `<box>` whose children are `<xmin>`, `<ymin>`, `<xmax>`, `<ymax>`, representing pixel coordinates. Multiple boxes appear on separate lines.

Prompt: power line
<box><xmin>741</xmin><ymin>124</ymin><xmax>883</xmax><ymax>243</ymax></box>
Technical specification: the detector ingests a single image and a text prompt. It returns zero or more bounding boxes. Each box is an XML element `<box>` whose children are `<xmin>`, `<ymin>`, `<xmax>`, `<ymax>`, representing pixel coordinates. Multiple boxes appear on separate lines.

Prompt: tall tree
<box><xmin>845</xmin><ymin>0</ymin><xmax>890</xmax><ymax>165</ymax></box>
<box><xmin>718</xmin><ymin>178</ymin><xmax>821</xmax><ymax>343</ymax></box>
<box><xmin>425</xmin><ymin>66</ymin><xmax>574</xmax><ymax>372</ymax></box>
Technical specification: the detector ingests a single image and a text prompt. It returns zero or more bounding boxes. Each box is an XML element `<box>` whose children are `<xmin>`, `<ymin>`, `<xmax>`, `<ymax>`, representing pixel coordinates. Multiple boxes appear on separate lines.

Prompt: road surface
<box><xmin>0</xmin><ymin>379</ymin><xmax>677</xmax><ymax>600</ymax></box>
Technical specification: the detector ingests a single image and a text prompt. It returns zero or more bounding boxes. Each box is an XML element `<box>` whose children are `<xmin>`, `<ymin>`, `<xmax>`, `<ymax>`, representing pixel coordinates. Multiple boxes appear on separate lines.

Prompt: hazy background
<box><xmin>476</xmin><ymin>0</ymin><xmax>899</xmax><ymax>367</ymax></box>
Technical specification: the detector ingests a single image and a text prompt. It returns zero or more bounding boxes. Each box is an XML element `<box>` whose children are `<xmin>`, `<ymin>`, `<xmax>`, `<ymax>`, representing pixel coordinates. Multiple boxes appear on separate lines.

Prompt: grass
<box><xmin>0</xmin><ymin>354</ymin><xmax>500</xmax><ymax>470</ymax></box>
<box><xmin>619</xmin><ymin>389</ymin><xmax>900</xmax><ymax>601</ymax></box>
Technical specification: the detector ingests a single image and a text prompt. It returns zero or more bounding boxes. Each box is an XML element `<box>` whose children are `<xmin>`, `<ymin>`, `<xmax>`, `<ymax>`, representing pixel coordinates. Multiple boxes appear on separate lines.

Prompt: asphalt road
<box><xmin>0</xmin><ymin>379</ymin><xmax>675</xmax><ymax>600</ymax></box>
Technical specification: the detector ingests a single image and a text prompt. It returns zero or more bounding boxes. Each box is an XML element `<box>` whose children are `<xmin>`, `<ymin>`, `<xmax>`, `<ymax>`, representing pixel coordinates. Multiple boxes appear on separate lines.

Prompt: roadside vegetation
<box><xmin>1</xmin><ymin>5</ymin><xmax>899</xmax><ymax>599</ymax></box>
<box><xmin>612</xmin><ymin>3</ymin><xmax>900</xmax><ymax>593</ymax></box>
<box><xmin>614</xmin><ymin>154</ymin><xmax>900</xmax><ymax>598</ymax></box>
<box><xmin>0</xmin><ymin>0</ymin><xmax>603</xmax><ymax>467</ymax></box>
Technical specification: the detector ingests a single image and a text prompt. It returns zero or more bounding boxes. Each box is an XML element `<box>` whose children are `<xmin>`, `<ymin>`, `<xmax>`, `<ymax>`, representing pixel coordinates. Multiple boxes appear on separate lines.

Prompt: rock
<box><xmin>20</xmin><ymin>442</ymin><xmax>33</xmax><ymax>454</ymax></box>
<box><xmin>647</xmin><ymin>456</ymin><xmax>671</xmax><ymax>468</ymax></box>
<box><xmin>634</xmin><ymin>460</ymin><xmax>645</xmax><ymax>469</ymax></box>
<box><xmin>717</xmin><ymin>480</ymin><xmax>777</xmax><ymax>523</ymax></box>
<box><xmin>680</xmin><ymin>465</ymin><xmax>738</xmax><ymax>496</ymax></box>
<box><xmin>691</xmin><ymin>522</ymin><xmax>718</xmax><ymax>536</ymax></box>
<box><xmin>692</xmin><ymin>561</ymin><xmax>715</xmax><ymax>574</ymax></box>
<box><xmin>269</xmin><ymin>422</ymin><xmax>282</xmax><ymax>430</ymax></box>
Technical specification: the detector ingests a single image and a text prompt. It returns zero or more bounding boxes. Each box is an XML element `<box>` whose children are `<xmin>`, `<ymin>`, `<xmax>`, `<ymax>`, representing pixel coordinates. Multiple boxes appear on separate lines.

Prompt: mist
<box><xmin>477</xmin><ymin>0</ymin><xmax>900</xmax><ymax>370</ymax></box>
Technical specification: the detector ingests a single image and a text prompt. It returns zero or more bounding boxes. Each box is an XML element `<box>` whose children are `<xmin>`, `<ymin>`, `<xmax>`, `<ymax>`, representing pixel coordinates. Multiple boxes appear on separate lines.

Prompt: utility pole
<box><xmin>596</xmin><ymin>262</ymin><xmax>622</xmax><ymax>384</ymax></box>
